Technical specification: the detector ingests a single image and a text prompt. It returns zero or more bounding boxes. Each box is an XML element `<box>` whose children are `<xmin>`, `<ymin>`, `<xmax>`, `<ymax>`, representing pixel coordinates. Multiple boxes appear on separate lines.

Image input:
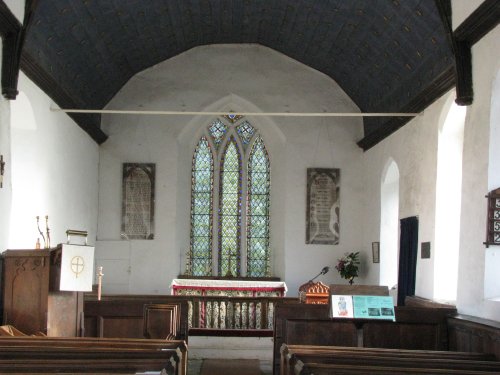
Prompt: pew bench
<box><xmin>294</xmin><ymin>361</ymin><xmax>500</xmax><ymax>375</ymax></box>
<box><xmin>0</xmin><ymin>336</ymin><xmax>188</xmax><ymax>375</ymax></box>
<box><xmin>281</xmin><ymin>344</ymin><xmax>500</xmax><ymax>375</ymax></box>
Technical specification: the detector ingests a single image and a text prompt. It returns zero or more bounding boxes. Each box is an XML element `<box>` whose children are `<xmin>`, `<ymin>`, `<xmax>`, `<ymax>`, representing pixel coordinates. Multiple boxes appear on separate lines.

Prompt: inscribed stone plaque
<box><xmin>121</xmin><ymin>163</ymin><xmax>155</xmax><ymax>240</ymax></box>
<box><xmin>306</xmin><ymin>168</ymin><xmax>340</xmax><ymax>245</ymax></box>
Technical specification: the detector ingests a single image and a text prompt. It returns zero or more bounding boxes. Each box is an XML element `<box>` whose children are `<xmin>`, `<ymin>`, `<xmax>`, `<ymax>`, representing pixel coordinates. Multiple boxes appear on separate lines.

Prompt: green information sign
<box><xmin>352</xmin><ymin>295</ymin><xmax>395</xmax><ymax>321</ymax></box>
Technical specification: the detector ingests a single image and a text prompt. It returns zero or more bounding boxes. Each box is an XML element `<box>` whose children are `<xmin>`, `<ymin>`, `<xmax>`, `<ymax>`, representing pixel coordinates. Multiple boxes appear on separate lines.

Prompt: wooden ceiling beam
<box><xmin>357</xmin><ymin>67</ymin><xmax>456</xmax><ymax>151</ymax></box>
<box><xmin>0</xmin><ymin>0</ymin><xmax>22</xmax><ymax>99</ymax></box>
<box><xmin>358</xmin><ymin>0</ymin><xmax>499</xmax><ymax>150</ymax></box>
<box><xmin>20</xmin><ymin>51</ymin><xmax>108</xmax><ymax>144</ymax></box>
<box><xmin>453</xmin><ymin>0</ymin><xmax>500</xmax><ymax>106</ymax></box>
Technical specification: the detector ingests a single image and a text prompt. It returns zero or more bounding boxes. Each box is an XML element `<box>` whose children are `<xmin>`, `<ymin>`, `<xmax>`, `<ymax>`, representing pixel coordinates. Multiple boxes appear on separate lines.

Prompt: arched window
<box><xmin>434</xmin><ymin>98</ymin><xmax>465</xmax><ymax>302</ymax></box>
<box><xmin>380</xmin><ymin>160</ymin><xmax>399</xmax><ymax>289</ymax></box>
<box><xmin>189</xmin><ymin>116</ymin><xmax>270</xmax><ymax>277</ymax></box>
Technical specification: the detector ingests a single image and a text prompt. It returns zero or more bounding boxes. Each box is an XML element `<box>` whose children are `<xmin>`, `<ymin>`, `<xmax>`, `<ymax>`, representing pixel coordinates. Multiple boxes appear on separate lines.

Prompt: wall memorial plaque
<box><xmin>121</xmin><ymin>163</ymin><xmax>155</xmax><ymax>240</ymax></box>
<box><xmin>306</xmin><ymin>168</ymin><xmax>340</xmax><ymax>245</ymax></box>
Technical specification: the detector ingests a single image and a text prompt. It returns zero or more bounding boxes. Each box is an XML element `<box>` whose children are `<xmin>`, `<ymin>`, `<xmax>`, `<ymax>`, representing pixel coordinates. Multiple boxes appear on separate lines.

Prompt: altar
<box><xmin>170</xmin><ymin>278</ymin><xmax>287</xmax><ymax>297</ymax></box>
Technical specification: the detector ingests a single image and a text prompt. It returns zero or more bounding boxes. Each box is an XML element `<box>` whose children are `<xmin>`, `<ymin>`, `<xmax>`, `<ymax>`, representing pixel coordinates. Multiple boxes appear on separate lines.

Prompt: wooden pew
<box><xmin>294</xmin><ymin>361</ymin><xmax>500</xmax><ymax>375</ymax></box>
<box><xmin>0</xmin><ymin>336</ymin><xmax>188</xmax><ymax>375</ymax></box>
<box><xmin>272</xmin><ymin>302</ymin><xmax>457</xmax><ymax>374</ymax></box>
<box><xmin>281</xmin><ymin>344</ymin><xmax>500</xmax><ymax>375</ymax></box>
<box><xmin>281</xmin><ymin>344</ymin><xmax>497</xmax><ymax>374</ymax></box>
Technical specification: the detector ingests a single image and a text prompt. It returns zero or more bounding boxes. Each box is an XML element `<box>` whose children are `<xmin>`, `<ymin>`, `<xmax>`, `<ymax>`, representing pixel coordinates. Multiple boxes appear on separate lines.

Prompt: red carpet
<box><xmin>200</xmin><ymin>359</ymin><xmax>263</xmax><ymax>375</ymax></box>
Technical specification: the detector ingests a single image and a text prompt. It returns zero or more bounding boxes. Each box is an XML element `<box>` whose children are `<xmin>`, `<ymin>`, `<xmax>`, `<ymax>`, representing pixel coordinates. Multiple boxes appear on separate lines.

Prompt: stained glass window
<box><xmin>223</xmin><ymin>113</ymin><xmax>244</xmax><ymax>123</ymax></box>
<box><xmin>236</xmin><ymin>121</ymin><xmax>255</xmax><ymax>149</ymax></box>
<box><xmin>189</xmin><ymin>118</ymin><xmax>271</xmax><ymax>277</ymax></box>
<box><xmin>190</xmin><ymin>137</ymin><xmax>214</xmax><ymax>276</ymax></box>
<box><xmin>247</xmin><ymin>136</ymin><xmax>270</xmax><ymax>277</ymax></box>
<box><xmin>208</xmin><ymin>119</ymin><xmax>228</xmax><ymax>150</ymax></box>
<box><xmin>218</xmin><ymin>137</ymin><xmax>242</xmax><ymax>276</ymax></box>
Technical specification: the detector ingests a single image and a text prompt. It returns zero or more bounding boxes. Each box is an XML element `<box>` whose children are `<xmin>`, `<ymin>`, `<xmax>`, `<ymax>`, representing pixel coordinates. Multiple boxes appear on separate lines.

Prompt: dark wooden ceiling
<box><xmin>19</xmin><ymin>0</ymin><xmax>457</xmax><ymax>148</ymax></box>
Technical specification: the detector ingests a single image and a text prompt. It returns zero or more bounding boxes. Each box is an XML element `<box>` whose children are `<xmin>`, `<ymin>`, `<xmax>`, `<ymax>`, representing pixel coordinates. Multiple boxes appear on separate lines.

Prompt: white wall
<box><xmin>457</xmin><ymin>25</ymin><xmax>500</xmax><ymax>321</ymax></box>
<box><xmin>0</xmin><ymin>38</ymin><xmax>13</xmax><ymax>252</ymax></box>
<box><xmin>362</xmin><ymin>19</ymin><xmax>500</xmax><ymax>320</ymax></box>
<box><xmin>97</xmin><ymin>44</ymin><xmax>365</xmax><ymax>295</ymax></box>
<box><xmin>362</xmin><ymin>92</ymin><xmax>450</xmax><ymax>298</ymax></box>
<box><xmin>8</xmin><ymin>72</ymin><xmax>99</xmax><ymax>249</ymax></box>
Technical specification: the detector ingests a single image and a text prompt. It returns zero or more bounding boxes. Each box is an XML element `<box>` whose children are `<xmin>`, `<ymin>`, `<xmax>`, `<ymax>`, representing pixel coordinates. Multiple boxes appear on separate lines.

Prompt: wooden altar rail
<box><xmin>84</xmin><ymin>295</ymin><xmax>299</xmax><ymax>339</ymax></box>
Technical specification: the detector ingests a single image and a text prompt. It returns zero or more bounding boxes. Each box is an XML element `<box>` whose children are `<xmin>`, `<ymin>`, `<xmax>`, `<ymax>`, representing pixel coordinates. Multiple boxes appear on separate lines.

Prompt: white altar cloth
<box><xmin>170</xmin><ymin>278</ymin><xmax>287</xmax><ymax>296</ymax></box>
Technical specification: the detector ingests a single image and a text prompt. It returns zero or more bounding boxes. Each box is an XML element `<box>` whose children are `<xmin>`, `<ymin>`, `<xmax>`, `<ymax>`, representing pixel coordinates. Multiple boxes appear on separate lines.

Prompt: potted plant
<box><xmin>335</xmin><ymin>252</ymin><xmax>360</xmax><ymax>285</ymax></box>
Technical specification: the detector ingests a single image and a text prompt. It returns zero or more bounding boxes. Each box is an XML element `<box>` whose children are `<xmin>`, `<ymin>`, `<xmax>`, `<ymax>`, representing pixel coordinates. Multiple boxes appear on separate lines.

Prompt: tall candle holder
<box><xmin>36</xmin><ymin>216</ymin><xmax>47</xmax><ymax>249</ymax></box>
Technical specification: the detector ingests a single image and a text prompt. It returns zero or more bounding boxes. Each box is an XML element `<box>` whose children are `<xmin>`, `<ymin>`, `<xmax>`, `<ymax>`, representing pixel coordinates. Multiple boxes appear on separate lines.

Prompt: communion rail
<box><xmin>184</xmin><ymin>295</ymin><xmax>294</xmax><ymax>333</ymax></box>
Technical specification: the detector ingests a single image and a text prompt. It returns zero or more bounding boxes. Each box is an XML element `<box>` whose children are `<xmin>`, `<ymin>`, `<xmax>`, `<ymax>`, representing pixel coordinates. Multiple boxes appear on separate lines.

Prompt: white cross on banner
<box><xmin>60</xmin><ymin>244</ymin><xmax>95</xmax><ymax>291</ymax></box>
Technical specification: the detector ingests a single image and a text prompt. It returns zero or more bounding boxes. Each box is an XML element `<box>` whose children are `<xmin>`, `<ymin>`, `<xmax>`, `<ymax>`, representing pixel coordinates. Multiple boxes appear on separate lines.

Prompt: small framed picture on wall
<box><xmin>372</xmin><ymin>242</ymin><xmax>380</xmax><ymax>263</ymax></box>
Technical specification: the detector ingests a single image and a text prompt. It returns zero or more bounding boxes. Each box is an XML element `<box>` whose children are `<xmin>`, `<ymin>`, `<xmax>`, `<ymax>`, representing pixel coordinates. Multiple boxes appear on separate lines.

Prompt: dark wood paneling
<box><xmin>0</xmin><ymin>337</ymin><xmax>188</xmax><ymax>375</ymax></box>
<box><xmin>273</xmin><ymin>303</ymin><xmax>358</xmax><ymax>375</ymax></box>
<box><xmin>2</xmin><ymin>250</ymin><xmax>50</xmax><ymax>334</ymax></box>
<box><xmin>273</xmin><ymin>302</ymin><xmax>456</xmax><ymax>375</ymax></box>
<box><xmin>448</xmin><ymin>315</ymin><xmax>500</xmax><ymax>360</ymax></box>
<box><xmin>1</xmin><ymin>248</ymin><xmax>82</xmax><ymax>337</ymax></box>
<box><xmin>84</xmin><ymin>296</ymin><xmax>190</xmax><ymax>341</ymax></box>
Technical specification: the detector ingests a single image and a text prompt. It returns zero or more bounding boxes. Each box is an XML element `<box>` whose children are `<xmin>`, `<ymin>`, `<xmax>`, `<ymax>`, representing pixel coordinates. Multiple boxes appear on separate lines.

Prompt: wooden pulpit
<box><xmin>1</xmin><ymin>246</ymin><xmax>83</xmax><ymax>336</ymax></box>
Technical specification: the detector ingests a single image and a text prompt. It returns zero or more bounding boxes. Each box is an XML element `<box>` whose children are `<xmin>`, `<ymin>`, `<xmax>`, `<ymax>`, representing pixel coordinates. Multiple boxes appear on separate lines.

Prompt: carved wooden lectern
<box><xmin>1</xmin><ymin>246</ymin><xmax>83</xmax><ymax>336</ymax></box>
<box><xmin>298</xmin><ymin>281</ymin><xmax>330</xmax><ymax>304</ymax></box>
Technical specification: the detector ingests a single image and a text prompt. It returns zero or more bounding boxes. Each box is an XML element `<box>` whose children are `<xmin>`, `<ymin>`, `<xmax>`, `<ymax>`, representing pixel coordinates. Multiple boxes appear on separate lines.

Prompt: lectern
<box><xmin>1</xmin><ymin>245</ymin><xmax>83</xmax><ymax>336</ymax></box>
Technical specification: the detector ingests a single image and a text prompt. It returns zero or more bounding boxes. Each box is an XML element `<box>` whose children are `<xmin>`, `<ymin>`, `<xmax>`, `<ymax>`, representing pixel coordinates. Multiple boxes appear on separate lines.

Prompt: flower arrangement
<box><xmin>335</xmin><ymin>252</ymin><xmax>360</xmax><ymax>285</ymax></box>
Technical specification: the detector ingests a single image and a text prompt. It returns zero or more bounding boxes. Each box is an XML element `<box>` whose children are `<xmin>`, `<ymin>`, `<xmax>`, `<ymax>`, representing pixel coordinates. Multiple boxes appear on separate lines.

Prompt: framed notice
<box><xmin>306</xmin><ymin>168</ymin><xmax>340</xmax><ymax>245</ymax></box>
<box><xmin>372</xmin><ymin>242</ymin><xmax>380</xmax><ymax>263</ymax></box>
<box><xmin>121</xmin><ymin>163</ymin><xmax>155</xmax><ymax>240</ymax></box>
<box><xmin>353</xmin><ymin>295</ymin><xmax>395</xmax><ymax>321</ymax></box>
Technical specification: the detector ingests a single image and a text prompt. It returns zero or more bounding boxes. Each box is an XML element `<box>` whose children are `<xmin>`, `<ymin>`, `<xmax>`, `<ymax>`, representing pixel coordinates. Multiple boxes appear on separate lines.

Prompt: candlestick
<box><xmin>97</xmin><ymin>266</ymin><xmax>104</xmax><ymax>301</ymax></box>
<box><xmin>36</xmin><ymin>216</ymin><xmax>47</xmax><ymax>248</ymax></box>
<box><xmin>45</xmin><ymin>215</ymin><xmax>51</xmax><ymax>249</ymax></box>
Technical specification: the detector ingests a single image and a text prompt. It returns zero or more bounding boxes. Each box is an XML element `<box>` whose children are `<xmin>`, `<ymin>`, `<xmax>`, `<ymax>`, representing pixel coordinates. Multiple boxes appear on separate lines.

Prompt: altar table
<box><xmin>170</xmin><ymin>278</ymin><xmax>287</xmax><ymax>297</ymax></box>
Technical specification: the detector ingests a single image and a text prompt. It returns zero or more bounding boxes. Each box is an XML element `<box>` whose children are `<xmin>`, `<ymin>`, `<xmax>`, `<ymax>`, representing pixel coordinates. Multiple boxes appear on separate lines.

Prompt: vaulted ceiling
<box><xmin>18</xmin><ymin>0</ymin><xmax>458</xmax><ymax>149</ymax></box>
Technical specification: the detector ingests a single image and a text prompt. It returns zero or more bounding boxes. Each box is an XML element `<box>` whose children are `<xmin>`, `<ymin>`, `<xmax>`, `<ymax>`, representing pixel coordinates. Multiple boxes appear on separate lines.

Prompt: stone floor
<box><xmin>187</xmin><ymin>359</ymin><xmax>272</xmax><ymax>375</ymax></box>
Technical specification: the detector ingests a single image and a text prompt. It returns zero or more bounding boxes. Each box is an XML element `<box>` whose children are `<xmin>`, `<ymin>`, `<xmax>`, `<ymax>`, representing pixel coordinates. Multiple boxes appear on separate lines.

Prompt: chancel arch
<box><xmin>434</xmin><ymin>92</ymin><xmax>466</xmax><ymax>302</ymax></box>
<box><xmin>380</xmin><ymin>158</ymin><xmax>400</xmax><ymax>289</ymax></box>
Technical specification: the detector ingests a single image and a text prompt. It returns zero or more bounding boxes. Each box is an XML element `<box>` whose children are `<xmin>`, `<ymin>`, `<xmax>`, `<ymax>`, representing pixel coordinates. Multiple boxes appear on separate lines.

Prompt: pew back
<box><xmin>0</xmin><ymin>336</ymin><xmax>188</xmax><ymax>375</ymax></box>
<box><xmin>281</xmin><ymin>344</ymin><xmax>500</xmax><ymax>375</ymax></box>
<box><xmin>273</xmin><ymin>302</ymin><xmax>457</xmax><ymax>374</ymax></box>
